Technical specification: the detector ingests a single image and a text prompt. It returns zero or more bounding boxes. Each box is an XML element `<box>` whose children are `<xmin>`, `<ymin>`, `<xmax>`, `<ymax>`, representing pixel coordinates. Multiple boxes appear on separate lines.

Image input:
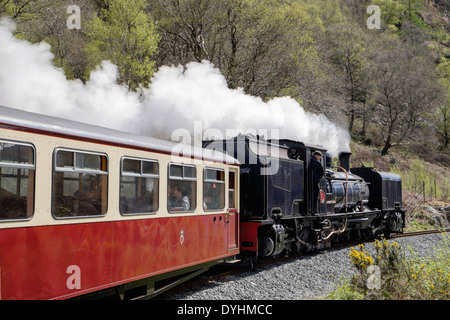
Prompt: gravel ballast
<box><xmin>169</xmin><ymin>233</ymin><xmax>447</xmax><ymax>300</ymax></box>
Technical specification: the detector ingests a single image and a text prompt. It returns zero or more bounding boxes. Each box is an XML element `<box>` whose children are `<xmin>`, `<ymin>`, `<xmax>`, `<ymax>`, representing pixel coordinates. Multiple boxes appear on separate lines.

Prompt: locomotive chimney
<box><xmin>338</xmin><ymin>152</ymin><xmax>352</xmax><ymax>172</ymax></box>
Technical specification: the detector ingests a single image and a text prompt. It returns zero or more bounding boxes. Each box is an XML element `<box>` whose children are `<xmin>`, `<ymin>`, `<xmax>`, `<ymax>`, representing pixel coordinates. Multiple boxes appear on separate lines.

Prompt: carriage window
<box><xmin>120</xmin><ymin>158</ymin><xmax>159</xmax><ymax>215</ymax></box>
<box><xmin>168</xmin><ymin>164</ymin><xmax>196</xmax><ymax>212</ymax></box>
<box><xmin>203</xmin><ymin>168</ymin><xmax>225</xmax><ymax>211</ymax></box>
<box><xmin>52</xmin><ymin>149</ymin><xmax>108</xmax><ymax>218</ymax></box>
<box><xmin>229</xmin><ymin>171</ymin><xmax>236</xmax><ymax>209</ymax></box>
<box><xmin>0</xmin><ymin>141</ymin><xmax>35</xmax><ymax>221</ymax></box>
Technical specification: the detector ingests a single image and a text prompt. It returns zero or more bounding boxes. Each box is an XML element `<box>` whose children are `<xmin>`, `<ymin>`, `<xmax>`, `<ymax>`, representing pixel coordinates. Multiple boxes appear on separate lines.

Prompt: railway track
<box><xmin>391</xmin><ymin>228</ymin><xmax>450</xmax><ymax>239</ymax></box>
<box><xmin>156</xmin><ymin>228</ymin><xmax>450</xmax><ymax>300</ymax></box>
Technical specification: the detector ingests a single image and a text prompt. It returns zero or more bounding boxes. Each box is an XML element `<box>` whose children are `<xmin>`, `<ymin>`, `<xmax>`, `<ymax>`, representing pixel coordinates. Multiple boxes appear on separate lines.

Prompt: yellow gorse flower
<box><xmin>349</xmin><ymin>244</ymin><xmax>374</xmax><ymax>271</ymax></box>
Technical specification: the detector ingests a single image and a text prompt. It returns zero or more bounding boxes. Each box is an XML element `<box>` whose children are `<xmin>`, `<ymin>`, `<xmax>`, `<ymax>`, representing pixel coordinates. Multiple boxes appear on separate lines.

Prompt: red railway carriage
<box><xmin>0</xmin><ymin>105</ymin><xmax>239</xmax><ymax>300</ymax></box>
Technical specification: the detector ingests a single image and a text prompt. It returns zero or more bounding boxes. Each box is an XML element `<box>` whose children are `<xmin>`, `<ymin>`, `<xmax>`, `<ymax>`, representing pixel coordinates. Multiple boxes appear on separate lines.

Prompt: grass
<box><xmin>350</xmin><ymin>142</ymin><xmax>450</xmax><ymax>204</ymax></box>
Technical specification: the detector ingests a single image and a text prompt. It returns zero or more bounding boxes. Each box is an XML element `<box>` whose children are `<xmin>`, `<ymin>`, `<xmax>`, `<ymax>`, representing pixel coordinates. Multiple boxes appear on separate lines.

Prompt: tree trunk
<box><xmin>381</xmin><ymin>134</ymin><xmax>392</xmax><ymax>155</ymax></box>
<box><xmin>348</xmin><ymin>101</ymin><xmax>355</xmax><ymax>134</ymax></box>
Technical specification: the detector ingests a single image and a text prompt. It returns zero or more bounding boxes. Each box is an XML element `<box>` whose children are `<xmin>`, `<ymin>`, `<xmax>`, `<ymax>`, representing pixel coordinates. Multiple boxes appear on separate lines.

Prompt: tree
<box><xmin>85</xmin><ymin>0</ymin><xmax>159</xmax><ymax>90</ymax></box>
<box><xmin>436</xmin><ymin>57</ymin><xmax>450</xmax><ymax>149</ymax></box>
<box><xmin>372</xmin><ymin>0</ymin><xmax>428</xmax><ymax>30</ymax></box>
<box><xmin>403</xmin><ymin>0</ymin><xmax>427</xmax><ymax>27</ymax></box>
<box><xmin>1</xmin><ymin>0</ymin><xmax>94</xmax><ymax>81</ymax></box>
<box><xmin>328</xmin><ymin>23</ymin><xmax>374</xmax><ymax>134</ymax></box>
<box><xmin>233</xmin><ymin>0</ymin><xmax>323</xmax><ymax>98</ymax></box>
<box><xmin>436</xmin><ymin>102</ymin><xmax>450</xmax><ymax>149</ymax></box>
<box><xmin>373</xmin><ymin>38</ymin><xmax>441</xmax><ymax>155</ymax></box>
<box><xmin>0</xmin><ymin>0</ymin><xmax>35</xmax><ymax>18</ymax></box>
<box><xmin>372</xmin><ymin>0</ymin><xmax>404</xmax><ymax>31</ymax></box>
<box><xmin>151</xmin><ymin>0</ymin><xmax>324</xmax><ymax>99</ymax></box>
<box><xmin>151</xmin><ymin>0</ymin><xmax>222</xmax><ymax>64</ymax></box>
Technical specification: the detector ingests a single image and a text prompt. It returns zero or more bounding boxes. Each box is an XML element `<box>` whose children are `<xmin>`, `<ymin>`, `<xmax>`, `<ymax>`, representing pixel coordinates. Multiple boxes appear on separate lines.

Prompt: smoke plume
<box><xmin>0</xmin><ymin>18</ymin><xmax>350</xmax><ymax>156</ymax></box>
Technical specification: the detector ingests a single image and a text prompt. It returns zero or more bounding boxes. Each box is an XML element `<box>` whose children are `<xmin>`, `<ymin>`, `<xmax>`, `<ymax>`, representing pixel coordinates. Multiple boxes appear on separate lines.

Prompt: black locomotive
<box><xmin>203</xmin><ymin>134</ymin><xmax>405</xmax><ymax>265</ymax></box>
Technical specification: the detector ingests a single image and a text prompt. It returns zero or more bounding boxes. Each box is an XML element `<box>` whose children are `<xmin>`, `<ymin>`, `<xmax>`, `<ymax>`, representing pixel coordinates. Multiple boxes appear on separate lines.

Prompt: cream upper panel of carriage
<box><xmin>0</xmin><ymin>125</ymin><xmax>237</xmax><ymax>229</ymax></box>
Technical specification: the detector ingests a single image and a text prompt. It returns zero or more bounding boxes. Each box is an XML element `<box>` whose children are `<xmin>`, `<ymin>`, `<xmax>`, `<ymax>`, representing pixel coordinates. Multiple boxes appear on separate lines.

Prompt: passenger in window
<box><xmin>74</xmin><ymin>174</ymin><xmax>100</xmax><ymax>199</ymax></box>
<box><xmin>203</xmin><ymin>184</ymin><xmax>216</xmax><ymax>210</ymax></box>
<box><xmin>119</xmin><ymin>184</ymin><xmax>131</xmax><ymax>213</ymax></box>
<box><xmin>203</xmin><ymin>183</ymin><xmax>221</xmax><ymax>210</ymax></box>
<box><xmin>134</xmin><ymin>179</ymin><xmax>154</xmax><ymax>212</ymax></box>
<box><xmin>168</xmin><ymin>183</ymin><xmax>190</xmax><ymax>211</ymax></box>
<box><xmin>73</xmin><ymin>174</ymin><xmax>101</xmax><ymax>215</ymax></box>
<box><xmin>203</xmin><ymin>195</ymin><xmax>212</xmax><ymax>211</ymax></box>
<box><xmin>0</xmin><ymin>187</ymin><xmax>26</xmax><ymax>219</ymax></box>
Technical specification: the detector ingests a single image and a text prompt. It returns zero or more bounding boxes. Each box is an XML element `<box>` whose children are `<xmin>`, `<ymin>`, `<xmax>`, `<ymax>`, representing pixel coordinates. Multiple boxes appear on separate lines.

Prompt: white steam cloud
<box><xmin>0</xmin><ymin>19</ymin><xmax>141</xmax><ymax>131</ymax></box>
<box><xmin>0</xmin><ymin>18</ymin><xmax>350</xmax><ymax>156</ymax></box>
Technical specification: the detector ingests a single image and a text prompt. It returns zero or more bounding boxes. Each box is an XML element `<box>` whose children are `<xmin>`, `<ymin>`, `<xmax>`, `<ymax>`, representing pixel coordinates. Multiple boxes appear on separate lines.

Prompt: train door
<box><xmin>227</xmin><ymin>169</ymin><xmax>239</xmax><ymax>252</ymax></box>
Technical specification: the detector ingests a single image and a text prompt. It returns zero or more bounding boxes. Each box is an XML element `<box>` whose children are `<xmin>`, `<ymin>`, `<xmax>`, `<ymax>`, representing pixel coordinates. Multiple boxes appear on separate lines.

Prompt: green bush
<box><xmin>326</xmin><ymin>235</ymin><xmax>450</xmax><ymax>300</ymax></box>
<box><xmin>391</xmin><ymin>158</ymin><xmax>449</xmax><ymax>201</ymax></box>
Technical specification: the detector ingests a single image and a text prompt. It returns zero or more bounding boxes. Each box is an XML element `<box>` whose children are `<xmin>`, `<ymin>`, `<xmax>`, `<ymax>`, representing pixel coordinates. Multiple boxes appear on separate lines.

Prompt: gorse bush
<box><xmin>406</xmin><ymin>234</ymin><xmax>450</xmax><ymax>299</ymax></box>
<box><xmin>373</xmin><ymin>240</ymin><xmax>406</xmax><ymax>278</ymax></box>
<box><xmin>328</xmin><ymin>235</ymin><xmax>450</xmax><ymax>300</ymax></box>
<box><xmin>349</xmin><ymin>244</ymin><xmax>374</xmax><ymax>272</ymax></box>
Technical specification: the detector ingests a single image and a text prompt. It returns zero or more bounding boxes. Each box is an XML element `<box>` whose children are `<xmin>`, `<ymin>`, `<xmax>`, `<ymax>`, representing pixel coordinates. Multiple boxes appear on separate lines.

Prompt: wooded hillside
<box><xmin>1</xmin><ymin>0</ymin><xmax>449</xmax><ymax>200</ymax></box>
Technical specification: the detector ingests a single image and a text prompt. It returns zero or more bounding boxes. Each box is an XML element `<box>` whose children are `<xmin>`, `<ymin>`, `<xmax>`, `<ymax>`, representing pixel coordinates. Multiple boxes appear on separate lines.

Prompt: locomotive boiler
<box><xmin>203</xmin><ymin>134</ymin><xmax>405</xmax><ymax>264</ymax></box>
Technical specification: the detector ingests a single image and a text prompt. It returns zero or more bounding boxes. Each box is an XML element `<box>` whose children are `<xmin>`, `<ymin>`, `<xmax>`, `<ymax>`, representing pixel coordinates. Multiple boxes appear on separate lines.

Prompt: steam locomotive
<box><xmin>203</xmin><ymin>134</ymin><xmax>405</xmax><ymax>265</ymax></box>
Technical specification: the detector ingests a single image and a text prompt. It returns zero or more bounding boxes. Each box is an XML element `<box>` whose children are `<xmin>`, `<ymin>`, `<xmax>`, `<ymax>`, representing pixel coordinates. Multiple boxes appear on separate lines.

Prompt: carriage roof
<box><xmin>0</xmin><ymin>105</ymin><xmax>239</xmax><ymax>165</ymax></box>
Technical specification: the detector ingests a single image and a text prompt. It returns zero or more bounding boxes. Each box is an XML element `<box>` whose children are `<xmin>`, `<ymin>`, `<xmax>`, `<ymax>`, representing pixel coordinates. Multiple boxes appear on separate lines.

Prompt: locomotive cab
<box><xmin>277</xmin><ymin>139</ymin><xmax>328</xmax><ymax>215</ymax></box>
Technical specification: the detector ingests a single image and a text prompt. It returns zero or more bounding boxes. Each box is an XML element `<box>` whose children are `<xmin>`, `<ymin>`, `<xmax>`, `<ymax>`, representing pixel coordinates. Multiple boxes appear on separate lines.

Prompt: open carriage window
<box><xmin>52</xmin><ymin>149</ymin><xmax>108</xmax><ymax>218</ymax></box>
<box><xmin>0</xmin><ymin>141</ymin><xmax>35</xmax><ymax>221</ymax></box>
